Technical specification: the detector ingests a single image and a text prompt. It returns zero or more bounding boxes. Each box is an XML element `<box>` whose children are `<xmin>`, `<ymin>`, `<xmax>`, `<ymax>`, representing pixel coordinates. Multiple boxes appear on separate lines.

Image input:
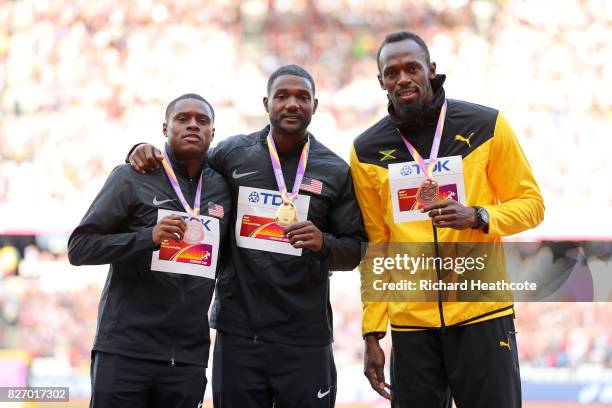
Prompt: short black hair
<box><xmin>376</xmin><ymin>31</ymin><xmax>431</xmax><ymax>72</ymax></box>
<box><xmin>267</xmin><ymin>64</ymin><xmax>316</xmax><ymax>96</ymax></box>
<box><xmin>165</xmin><ymin>93</ymin><xmax>215</xmax><ymax>122</ymax></box>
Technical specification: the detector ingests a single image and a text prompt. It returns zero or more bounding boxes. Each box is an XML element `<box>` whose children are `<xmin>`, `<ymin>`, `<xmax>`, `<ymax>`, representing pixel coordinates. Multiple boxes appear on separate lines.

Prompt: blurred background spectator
<box><xmin>0</xmin><ymin>0</ymin><xmax>610</xmax><ymax>405</ymax></box>
<box><xmin>1</xmin><ymin>0</ymin><xmax>610</xmax><ymax>238</ymax></box>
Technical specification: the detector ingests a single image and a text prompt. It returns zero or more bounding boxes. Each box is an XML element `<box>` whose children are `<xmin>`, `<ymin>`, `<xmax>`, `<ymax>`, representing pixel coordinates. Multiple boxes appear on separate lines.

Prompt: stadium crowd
<box><xmin>1</xmin><ymin>0</ymin><xmax>611</xmax><ymax>237</ymax></box>
<box><xmin>0</xmin><ymin>0</ymin><xmax>611</xmax><ymax>401</ymax></box>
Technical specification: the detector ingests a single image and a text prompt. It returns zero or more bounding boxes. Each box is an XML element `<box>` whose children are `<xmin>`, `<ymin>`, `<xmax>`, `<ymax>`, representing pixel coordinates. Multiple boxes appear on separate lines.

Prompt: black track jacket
<box><xmin>208</xmin><ymin>126</ymin><xmax>366</xmax><ymax>346</ymax></box>
<box><xmin>68</xmin><ymin>145</ymin><xmax>231</xmax><ymax>366</ymax></box>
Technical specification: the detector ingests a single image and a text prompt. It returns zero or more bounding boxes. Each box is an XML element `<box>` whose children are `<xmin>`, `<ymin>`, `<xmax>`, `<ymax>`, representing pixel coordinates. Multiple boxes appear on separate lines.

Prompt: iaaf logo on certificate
<box><xmin>151</xmin><ymin>208</ymin><xmax>220</xmax><ymax>279</ymax></box>
<box><xmin>388</xmin><ymin>155</ymin><xmax>466</xmax><ymax>223</ymax></box>
<box><xmin>236</xmin><ymin>186</ymin><xmax>310</xmax><ymax>256</ymax></box>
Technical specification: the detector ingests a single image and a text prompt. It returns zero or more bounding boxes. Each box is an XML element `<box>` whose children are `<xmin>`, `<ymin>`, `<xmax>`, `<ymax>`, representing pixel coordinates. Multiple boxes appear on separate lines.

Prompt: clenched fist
<box><xmin>284</xmin><ymin>221</ymin><xmax>324</xmax><ymax>253</ymax></box>
<box><xmin>130</xmin><ymin>144</ymin><xmax>163</xmax><ymax>174</ymax></box>
<box><xmin>152</xmin><ymin>215</ymin><xmax>187</xmax><ymax>246</ymax></box>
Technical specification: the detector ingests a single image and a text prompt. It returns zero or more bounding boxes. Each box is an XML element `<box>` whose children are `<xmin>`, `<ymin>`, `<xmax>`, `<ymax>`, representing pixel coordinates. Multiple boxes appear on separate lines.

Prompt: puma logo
<box><xmin>499</xmin><ymin>340</ymin><xmax>511</xmax><ymax>350</ymax></box>
<box><xmin>455</xmin><ymin>132</ymin><xmax>475</xmax><ymax>148</ymax></box>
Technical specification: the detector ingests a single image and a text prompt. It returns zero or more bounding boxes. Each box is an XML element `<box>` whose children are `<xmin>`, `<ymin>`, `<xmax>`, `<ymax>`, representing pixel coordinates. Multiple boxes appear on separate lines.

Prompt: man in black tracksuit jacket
<box><xmin>69</xmin><ymin>94</ymin><xmax>231</xmax><ymax>408</ymax></box>
<box><xmin>129</xmin><ymin>66</ymin><xmax>366</xmax><ymax>408</ymax></box>
<box><xmin>208</xmin><ymin>123</ymin><xmax>364</xmax><ymax>407</ymax></box>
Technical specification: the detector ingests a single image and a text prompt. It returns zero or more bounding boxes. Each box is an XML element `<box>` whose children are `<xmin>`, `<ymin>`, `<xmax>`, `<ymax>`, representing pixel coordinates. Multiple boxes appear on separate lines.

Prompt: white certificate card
<box><xmin>151</xmin><ymin>209</ymin><xmax>220</xmax><ymax>279</ymax></box>
<box><xmin>388</xmin><ymin>155</ymin><xmax>466</xmax><ymax>223</ymax></box>
<box><xmin>235</xmin><ymin>186</ymin><xmax>310</xmax><ymax>256</ymax></box>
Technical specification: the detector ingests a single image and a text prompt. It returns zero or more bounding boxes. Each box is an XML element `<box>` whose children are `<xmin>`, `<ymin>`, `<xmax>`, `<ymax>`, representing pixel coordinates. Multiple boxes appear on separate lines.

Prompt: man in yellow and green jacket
<box><xmin>351</xmin><ymin>31</ymin><xmax>544</xmax><ymax>408</ymax></box>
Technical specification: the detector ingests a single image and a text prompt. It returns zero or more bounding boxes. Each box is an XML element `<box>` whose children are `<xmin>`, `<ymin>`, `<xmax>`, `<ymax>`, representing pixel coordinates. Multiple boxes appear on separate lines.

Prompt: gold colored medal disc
<box><xmin>416</xmin><ymin>179</ymin><xmax>440</xmax><ymax>206</ymax></box>
<box><xmin>275</xmin><ymin>203</ymin><xmax>298</xmax><ymax>227</ymax></box>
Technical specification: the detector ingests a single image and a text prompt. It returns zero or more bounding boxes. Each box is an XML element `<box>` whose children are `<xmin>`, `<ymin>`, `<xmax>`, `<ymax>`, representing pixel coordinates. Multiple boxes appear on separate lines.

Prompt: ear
<box><xmin>312</xmin><ymin>98</ymin><xmax>318</xmax><ymax>115</ymax></box>
<box><xmin>377</xmin><ymin>73</ymin><xmax>386</xmax><ymax>90</ymax></box>
<box><xmin>263</xmin><ymin>96</ymin><xmax>269</xmax><ymax>113</ymax></box>
<box><xmin>163</xmin><ymin>122</ymin><xmax>168</xmax><ymax>137</ymax></box>
<box><xmin>429</xmin><ymin>62</ymin><xmax>437</xmax><ymax>80</ymax></box>
<box><xmin>211</xmin><ymin>128</ymin><xmax>215</xmax><ymax>141</ymax></box>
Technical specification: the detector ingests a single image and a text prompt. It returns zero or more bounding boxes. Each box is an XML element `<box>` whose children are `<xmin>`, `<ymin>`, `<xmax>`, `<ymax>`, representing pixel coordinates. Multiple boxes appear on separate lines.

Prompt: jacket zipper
<box><xmin>170</xmin><ymin>288</ymin><xmax>185</xmax><ymax>366</ymax></box>
<box><xmin>169</xmin><ymin>275</ymin><xmax>187</xmax><ymax>367</ymax></box>
<box><xmin>169</xmin><ymin>174</ymin><xmax>196</xmax><ymax>367</ymax></box>
<box><xmin>432</xmin><ymin>224</ymin><xmax>446</xmax><ymax>330</ymax></box>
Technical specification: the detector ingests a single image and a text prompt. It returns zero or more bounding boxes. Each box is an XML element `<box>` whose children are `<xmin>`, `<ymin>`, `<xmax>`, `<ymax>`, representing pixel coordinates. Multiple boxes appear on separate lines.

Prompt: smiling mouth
<box><xmin>398</xmin><ymin>88</ymin><xmax>418</xmax><ymax>97</ymax></box>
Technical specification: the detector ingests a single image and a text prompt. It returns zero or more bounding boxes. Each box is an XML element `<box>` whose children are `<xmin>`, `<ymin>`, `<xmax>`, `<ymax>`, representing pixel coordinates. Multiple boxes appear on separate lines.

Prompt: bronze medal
<box><xmin>183</xmin><ymin>219</ymin><xmax>205</xmax><ymax>244</ymax></box>
<box><xmin>396</xmin><ymin>100</ymin><xmax>448</xmax><ymax>211</ymax></box>
<box><xmin>416</xmin><ymin>179</ymin><xmax>440</xmax><ymax>206</ymax></box>
<box><xmin>275</xmin><ymin>203</ymin><xmax>298</xmax><ymax>227</ymax></box>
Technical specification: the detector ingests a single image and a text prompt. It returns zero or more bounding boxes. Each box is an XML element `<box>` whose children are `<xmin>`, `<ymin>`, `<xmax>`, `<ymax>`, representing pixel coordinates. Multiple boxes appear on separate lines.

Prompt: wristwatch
<box><xmin>471</xmin><ymin>206</ymin><xmax>489</xmax><ymax>232</ymax></box>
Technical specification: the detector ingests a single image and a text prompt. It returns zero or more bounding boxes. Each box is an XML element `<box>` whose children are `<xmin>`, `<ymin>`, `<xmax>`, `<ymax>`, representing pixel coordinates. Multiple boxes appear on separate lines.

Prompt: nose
<box><xmin>397</xmin><ymin>70</ymin><xmax>412</xmax><ymax>86</ymax></box>
<box><xmin>285</xmin><ymin>96</ymin><xmax>300</xmax><ymax>111</ymax></box>
<box><xmin>186</xmin><ymin>118</ymin><xmax>200</xmax><ymax>131</ymax></box>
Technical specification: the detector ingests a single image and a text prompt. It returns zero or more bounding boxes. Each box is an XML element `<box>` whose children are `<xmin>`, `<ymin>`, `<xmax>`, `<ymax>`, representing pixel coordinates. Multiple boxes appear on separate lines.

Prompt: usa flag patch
<box><xmin>207</xmin><ymin>202</ymin><xmax>225</xmax><ymax>218</ymax></box>
<box><xmin>300</xmin><ymin>177</ymin><xmax>323</xmax><ymax>195</ymax></box>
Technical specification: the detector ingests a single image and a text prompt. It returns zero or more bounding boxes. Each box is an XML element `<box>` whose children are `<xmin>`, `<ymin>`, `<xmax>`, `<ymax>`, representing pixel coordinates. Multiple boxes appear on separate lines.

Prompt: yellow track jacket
<box><xmin>351</xmin><ymin>83</ymin><xmax>544</xmax><ymax>336</ymax></box>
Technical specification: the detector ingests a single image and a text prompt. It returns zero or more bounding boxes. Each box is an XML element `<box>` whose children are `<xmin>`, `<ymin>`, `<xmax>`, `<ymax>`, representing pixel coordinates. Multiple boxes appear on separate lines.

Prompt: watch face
<box><xmin>479</xmin><ymin>208</ymin><xmax>489</xmax><ymax>224</ymax></box>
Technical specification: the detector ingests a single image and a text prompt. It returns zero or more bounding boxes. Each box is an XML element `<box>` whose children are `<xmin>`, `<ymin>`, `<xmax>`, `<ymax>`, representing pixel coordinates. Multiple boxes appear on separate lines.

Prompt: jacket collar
<box><xmin>257</xmin><ymin>125</ymin><xmax>312</xmax><ymax>157</ymax></box>
<box><xmin>163</xmin><ymin>142</ymin><xmax>206</xmax><ymax>179</ymax></box>
<box><xmin>388</xmin><ymin>74</ymin><xmax>447</xmax><ymax>134</ymax></box>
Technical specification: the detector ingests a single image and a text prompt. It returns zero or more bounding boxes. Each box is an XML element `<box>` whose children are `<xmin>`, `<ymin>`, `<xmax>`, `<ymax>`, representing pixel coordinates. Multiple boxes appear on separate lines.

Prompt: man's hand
<box><xmin>152</xmin><ymin>215</ymin><xmax>187</xmax><ymax>246</ymax></box>
<box><xmin>364</xmin><ymin>336</ymin><xmax>391</xmax><ymax>401</ymax></box>
<box><xmin>421</xmin><ymin>199</ymin><xmax>478</xmax><ymax>230</ymax></box>
<box><xmin>283</xmin><ymin>221</ymin><xmax>324</xmax><ymax>252</ymax></box>
<box><xmin>129</xmin><ymin>144</ymin><xmax>164</xmax><ymax>174</ymax></box>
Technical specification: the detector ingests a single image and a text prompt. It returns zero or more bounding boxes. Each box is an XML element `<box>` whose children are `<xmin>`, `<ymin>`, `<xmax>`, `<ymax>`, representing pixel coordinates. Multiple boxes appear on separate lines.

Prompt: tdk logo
<box><xmin>248</xmin><ymin>191</ymin><xmax>284</xmax><ymax>206</ymax></box>
<box><xmin>402</xmin><ymin>160</ymin><xmax>450</xmax><ymax>176</ymax></box>
<box><xmin>185</xmin><ymin>218</ymin><xmax>212</xmax><ymax>231</ymax></box>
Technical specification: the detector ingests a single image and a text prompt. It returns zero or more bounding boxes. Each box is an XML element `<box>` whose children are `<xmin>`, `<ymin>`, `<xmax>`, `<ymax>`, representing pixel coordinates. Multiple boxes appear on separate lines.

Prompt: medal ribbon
<box><xmin>396</xmin><ymin>100</ymin><xmax>447</xmax><ymax>180</ymax></box>
<box><xmin>266</xmin><ymin>129</ymin><xmax>309</xmax><ymax>205</ymax></box>
<box><xmin>160</xmin><ymin>147</ymin><xmax>203</xmax><ymax>220</ymax></box>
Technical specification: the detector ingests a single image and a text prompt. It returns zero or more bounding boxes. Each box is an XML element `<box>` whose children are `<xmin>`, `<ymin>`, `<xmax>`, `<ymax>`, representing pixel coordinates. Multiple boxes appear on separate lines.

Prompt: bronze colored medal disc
<box><xmin>275</xmin><ymin>203</ymin><xmax>298</xmax><ymax>227</ymax></box>
<box><xmin>183</xmin><ymin>219</ymin><xmax>205</xmax><ymax>244</ymax></box>
<box><xmin>416</xmin><ymin>179</ymin><xmax>440</xmax><ymax>206</ymax></box>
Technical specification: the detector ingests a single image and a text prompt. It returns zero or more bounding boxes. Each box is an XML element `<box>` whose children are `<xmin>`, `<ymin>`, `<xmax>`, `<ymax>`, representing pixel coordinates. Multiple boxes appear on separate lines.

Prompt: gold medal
<box><xmin>275</xmin><ymin>203</ymin><xmax>298</xmax><ymax>227</ymax></box>
<box><xmin>416</xmin><ymin>179</ymin><xmax>440</xmax><ymax>206</ymax></box>
<box><xmin>183</xmin><ymin>219</ymin><xmax>205</xmax><ymax>244</ymax></box>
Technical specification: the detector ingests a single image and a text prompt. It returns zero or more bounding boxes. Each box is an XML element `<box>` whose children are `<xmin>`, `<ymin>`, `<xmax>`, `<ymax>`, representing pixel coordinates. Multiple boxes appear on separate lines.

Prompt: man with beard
<box><xmin>128</xmin><ymin>65</ymin><xmax>365</xmax><ymax>407</ymax></box>
<box><xmin>350</xmin><ymin>32</ymin><xmax>544</xmax><ymax>407</ymax></box>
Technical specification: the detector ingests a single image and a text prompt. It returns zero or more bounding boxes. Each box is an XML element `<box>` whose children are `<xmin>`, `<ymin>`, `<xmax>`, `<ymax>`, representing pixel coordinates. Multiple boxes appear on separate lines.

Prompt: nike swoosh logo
<box><xmin>153</xmin><ymin>196</ymin><xmax>176</xmax><ymax>206</ymax></box>
<box><xmin>317</xmin><ymin>388</ymin><xmax>331</xmax><ymax>398</ymax></box>
<box><xmin>232</xmin><ymin>169</ymin><xmax>258</xmax><ymax>179</ymax></box>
